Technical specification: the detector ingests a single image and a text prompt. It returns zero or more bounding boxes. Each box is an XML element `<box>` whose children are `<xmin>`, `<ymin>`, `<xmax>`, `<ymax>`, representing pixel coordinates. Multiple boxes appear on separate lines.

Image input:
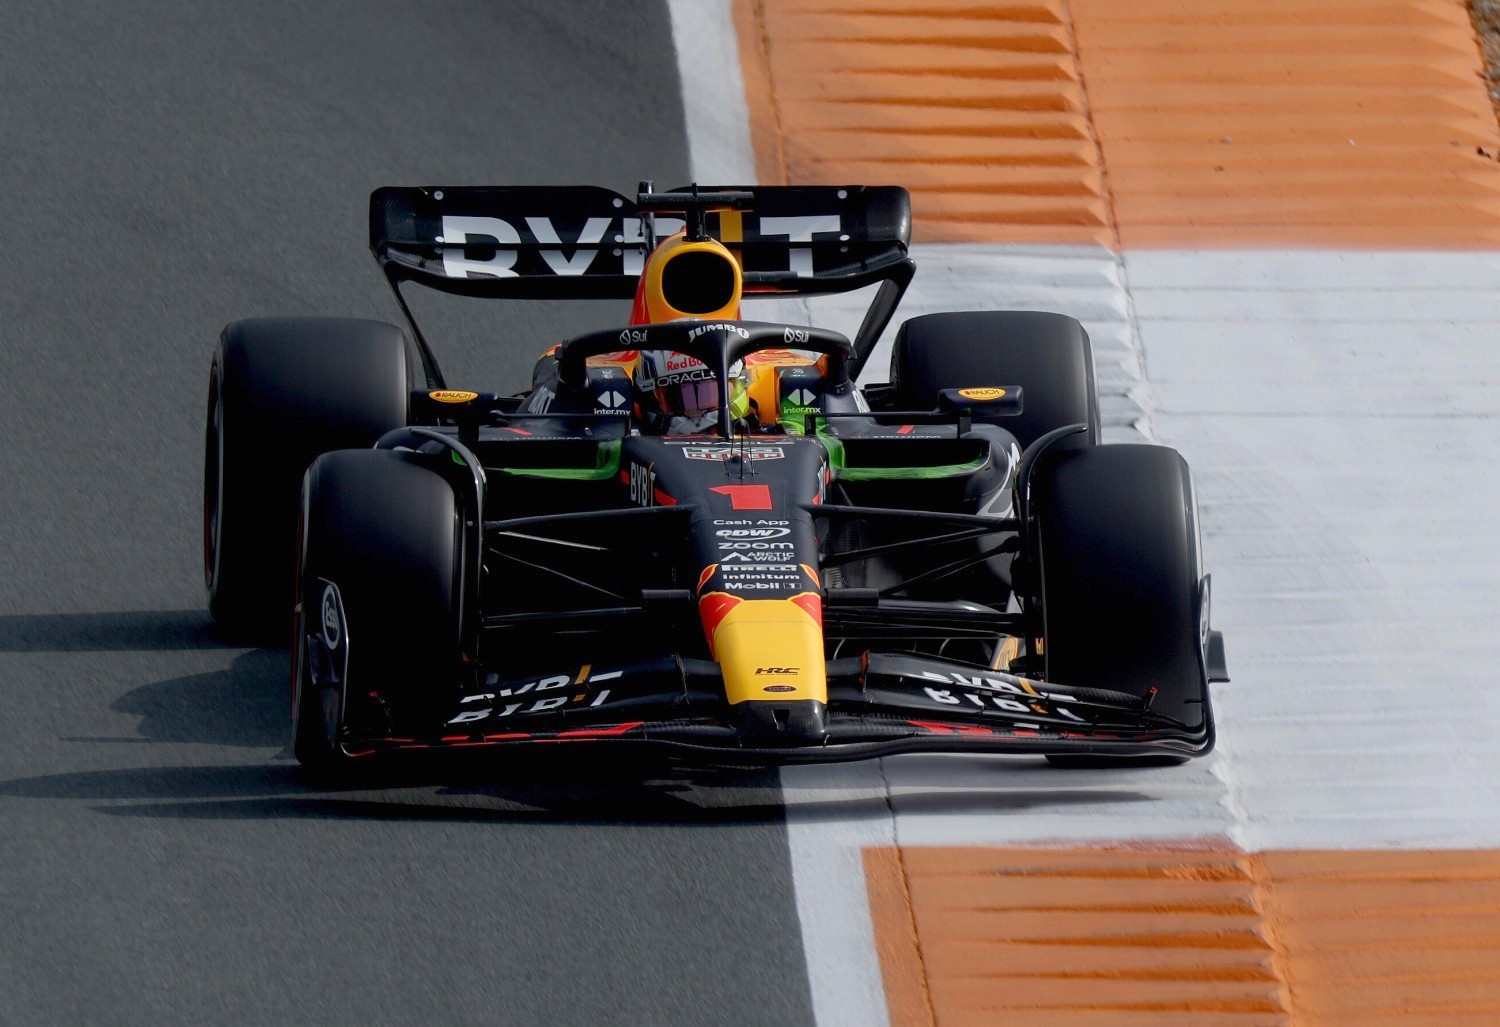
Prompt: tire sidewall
<box><xmin>292</xmin><ymin>449</ymin><xmax>462</xmax><ymax>768</ymax></box>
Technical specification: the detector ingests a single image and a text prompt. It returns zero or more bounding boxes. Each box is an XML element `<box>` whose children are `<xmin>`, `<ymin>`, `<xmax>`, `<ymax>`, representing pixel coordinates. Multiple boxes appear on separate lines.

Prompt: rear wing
<box><xmin>369</xmin><ymin>185</ymin><xmax>915</xmax><ymax>375</ymax></box>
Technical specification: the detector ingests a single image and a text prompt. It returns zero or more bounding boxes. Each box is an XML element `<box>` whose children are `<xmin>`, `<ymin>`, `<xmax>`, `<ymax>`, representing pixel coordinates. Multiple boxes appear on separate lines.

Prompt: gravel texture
<box><xmin>1471</xmin><ymin>1</ymin><xmax>1500</xmax><ymax>110</ymax></box>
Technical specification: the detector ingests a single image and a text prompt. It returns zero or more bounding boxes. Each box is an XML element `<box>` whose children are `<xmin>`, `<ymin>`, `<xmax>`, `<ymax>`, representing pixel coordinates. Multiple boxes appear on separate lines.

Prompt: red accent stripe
<box><xmin>653</xmin><ymin>489</ymin><xmax>678</xmax><ymax>506</ymax></box>
<box><xmin>698</xmin><ymin>592</ymin><xmax>743</xmax><ymax>654</ymax></box>
<box><xmin>554</xmin><ymin>721</ymin><xmax>646</xmax><ymax>739</ymax></box>
<box><xmin>896</xmin><ymin>424</ymin><xmax>915</xmax><ymax>435</ymax></box>
<box><xmin>696</xmin><ymin>564</ymin><xmax>719</xmax><ymax>594</ymax></box>
<box><xmin>709</xmin><ymin>484</ymin><xmax>773</xmax><ymax>510</ymax></box>
<box><xmin>907</xmin><ymin>720</ymin><xmax>993</xmax><ymax>736</ymax></box>
<box><xmin>790</xmin><ymin>592</ymin><xmax>823</xmax><ymax>627</ymax></box>
<box><xmin>483</xmin><ymin>733</ymin><xmax>531</xmax><ymax>741</ymax></box>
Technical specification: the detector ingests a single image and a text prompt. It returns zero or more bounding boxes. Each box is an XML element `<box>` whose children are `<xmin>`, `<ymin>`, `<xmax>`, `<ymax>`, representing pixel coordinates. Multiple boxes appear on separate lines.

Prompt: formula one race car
<box><xmin>203</xmin><ymin>183</ymin><xmax>1227</xmax><ymax>774</ymax></box>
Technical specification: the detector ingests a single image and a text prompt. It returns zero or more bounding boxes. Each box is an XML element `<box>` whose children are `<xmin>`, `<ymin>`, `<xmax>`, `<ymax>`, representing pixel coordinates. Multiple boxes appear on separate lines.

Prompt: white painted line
<box><xmin>666</xmin><ymin>0</ymin><xmax>755</xmax><ymax>186</ymax></box>
<box><xmin>779</xmin><ymin>763</ymin><xmax>893</xmax><ymax>1027</ymax></box>
<box><xmin>1131</xmin><ymin>249</ymin><xmax>1500</xmax><ymax>851</ymax></box>
<box><xmin>877</xmin><ymin>755</ymin><xmax>1234</xmax><ymax>847</ymax></box>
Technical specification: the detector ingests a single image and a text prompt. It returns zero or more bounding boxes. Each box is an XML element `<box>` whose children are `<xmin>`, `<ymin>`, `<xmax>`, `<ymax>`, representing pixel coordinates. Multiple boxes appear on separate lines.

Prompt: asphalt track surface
<box><xmin>0</xmin><ymin>3</ymin><xmax>815</xmax><ymax>1023</ymax></box>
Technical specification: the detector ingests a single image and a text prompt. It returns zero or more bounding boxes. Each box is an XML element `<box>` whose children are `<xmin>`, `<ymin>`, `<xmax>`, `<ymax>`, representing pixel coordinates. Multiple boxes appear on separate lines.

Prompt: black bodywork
<box><xmin>289</xmin><ymin>185</ymin><xmax>1223</xmax><ymax>765</ymax></box>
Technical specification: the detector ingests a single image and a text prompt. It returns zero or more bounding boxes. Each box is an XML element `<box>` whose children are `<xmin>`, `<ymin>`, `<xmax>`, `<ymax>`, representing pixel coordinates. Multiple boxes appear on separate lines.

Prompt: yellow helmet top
<box><xmin>631</xmin><ymin>233</ymin><xmax>743</xmax><ymax>325</ymax></box>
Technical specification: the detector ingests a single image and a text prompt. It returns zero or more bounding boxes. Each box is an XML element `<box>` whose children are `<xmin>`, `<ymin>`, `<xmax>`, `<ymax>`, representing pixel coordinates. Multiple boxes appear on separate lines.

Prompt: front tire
<box><xmin>1029</xmin><ymin>444</ymin><xmax>1209</xmax><ymax>767</ymax></box>
<box><xmin>292</xmin><ymin>449</ymin><xmax>462</xmax><ymax>775</ymax></box>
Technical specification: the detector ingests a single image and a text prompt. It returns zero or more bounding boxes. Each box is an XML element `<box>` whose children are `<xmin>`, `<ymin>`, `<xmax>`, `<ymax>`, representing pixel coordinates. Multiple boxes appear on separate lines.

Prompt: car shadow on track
<box><xmin>0</xmin><ymin>610</ymin><xmax>288</xmax><ymax>749</ymax></box>
<box><xmin>0</xmin><ymin>757</ymin><xmax>1157</xmax><ymax>827</ymax></box>
<box><xmin>107</xmin><ymin>648</ymin><xmax>288</xmax><ymax>748</ymax></box>
<box><xmin>0</xmin><ymin>610</ymin><xmax>1158</xmax><ymax>825</ymax></box>
<box><xmin>0</xmin><ymin>609</ymin><xmax>253</xmax><ymax>653</ymax></box>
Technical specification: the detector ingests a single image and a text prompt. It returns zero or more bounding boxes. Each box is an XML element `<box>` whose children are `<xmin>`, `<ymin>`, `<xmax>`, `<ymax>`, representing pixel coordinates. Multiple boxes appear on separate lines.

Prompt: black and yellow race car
<box><xmin>202</xmin><ymin>183</ymin><xmax>1227</xmax><ymax>775</ymax></box>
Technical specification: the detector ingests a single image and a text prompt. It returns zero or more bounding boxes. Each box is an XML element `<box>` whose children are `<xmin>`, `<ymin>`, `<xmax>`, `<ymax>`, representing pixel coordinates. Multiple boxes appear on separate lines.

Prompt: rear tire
<box><xmin>1029</xmin><ymin>444</ymin><xmax>1208</xmax><ymax>767</ymax></box>
<box><xmin>205</xmin><ymin>317</ymin><xmax>410</xmax><ymax>635</ymax></box>
<box><xmin>890</xmin><ymin>311</ymin><xmax>1100</xmax><ymax>449</ymax></box>
<box><xmin>292</xmin><ymin>449</ymin><xmax>462</xmax><ymax>775</ymax></box>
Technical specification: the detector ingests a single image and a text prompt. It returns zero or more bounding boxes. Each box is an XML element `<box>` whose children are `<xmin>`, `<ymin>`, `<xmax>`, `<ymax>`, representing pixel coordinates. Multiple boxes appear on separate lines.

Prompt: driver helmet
<box><xmin>637</xmin><ymin>350</ymin><xmax>750</xmax><ymax>421</ymax></box>
<box><xmin>630</xmin><ymin>232</ymin><xmax>750</xmax><ymax>425</ymax></box>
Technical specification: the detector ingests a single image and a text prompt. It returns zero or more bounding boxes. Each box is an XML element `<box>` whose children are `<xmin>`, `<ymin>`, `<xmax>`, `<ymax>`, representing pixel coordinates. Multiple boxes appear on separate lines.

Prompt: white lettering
<box><xmin>947</xmin><ymin>671</ymin><xmax>1027</xmax><ymax>697</ymax></box>
<box><xmin>447</xmin><ymin>709</ymin><xmax>490</xmax><ymax>724</ymax></box>
<box><xmin>440</xmin><ymin>215</ymin><xmax>521</xmax><ymax>278</ymax></box>
<box><xmin>525</xmin><ymin>217</ymin><xmax>611</xmax><ymax>275</ymax></box>
<box><xmin>524</xmin><ymin>385</ymin><xmax>555</xmax><ymax>414</ymax></box>
<box><xmin>716</xmin><ymin>528</ymin><xmax>792</xmax><ymax>539</ymax></box>
<box><xmin>686</xmin><ymin>323</ymin><xmax>750</xmax><ymax>342</ymax></box>
<box><xmin>759</xmin><ymin>214</ymin><xmax>840</xmax><ymax>277</ymax></box>
<box><xmin>629</xmin><ymin>463</ymin><xmax>656</xmax><ymax>506</ymax></box>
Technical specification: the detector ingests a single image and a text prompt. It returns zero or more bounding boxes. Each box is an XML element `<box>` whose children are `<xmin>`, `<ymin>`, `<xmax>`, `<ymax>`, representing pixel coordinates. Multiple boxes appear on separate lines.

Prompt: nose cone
<box><xmin>698</xmin><ymin>593</ymin><xmax>829</xmax><ymax>745</ymax></box>
<box><xmin>734</xmin><ymin>699</ymin><xmax>829</xmax><ymax>746</ymax></box>
<box><xmin>703</xmin><ymin>594</ymin><xmax>827</xmax><ymax>705</ymax></box>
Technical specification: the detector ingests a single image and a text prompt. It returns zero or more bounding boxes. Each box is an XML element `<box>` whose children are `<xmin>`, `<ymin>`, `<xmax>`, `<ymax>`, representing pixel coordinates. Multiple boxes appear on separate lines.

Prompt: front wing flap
<box><xmin>345</xmin><ymin>652</ymin><xmax>1212</xmax><ymax>763</ymax></box>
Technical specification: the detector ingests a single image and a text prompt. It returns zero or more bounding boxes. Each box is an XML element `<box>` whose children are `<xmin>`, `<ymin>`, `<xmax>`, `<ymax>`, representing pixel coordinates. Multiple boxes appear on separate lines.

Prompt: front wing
<box><xmin>342</xmin><ymin>652</ymin><xmax>1213</xmax><ymax>763</ymax></box>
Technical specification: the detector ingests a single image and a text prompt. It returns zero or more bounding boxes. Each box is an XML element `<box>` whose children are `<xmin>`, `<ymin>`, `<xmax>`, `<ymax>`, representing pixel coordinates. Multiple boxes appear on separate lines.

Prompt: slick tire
<box><xmin>1029</xmin><ymin>444</ymin><xmax>1207</xmax><ymax>767</ymax></box>
<box><xmin>292</xmin><ymin>449</ymin><xmax>461</xmax><ymax>775</ymax></box>
<box><xmin>204</xmin><ymin>317</ymin><xmax>410</xmax><ymax>636</ymax></box>
<box><xmin>890</xmin><ymin>311</ymin><xmax>1101</xmax><ymax>449</ymax></box>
